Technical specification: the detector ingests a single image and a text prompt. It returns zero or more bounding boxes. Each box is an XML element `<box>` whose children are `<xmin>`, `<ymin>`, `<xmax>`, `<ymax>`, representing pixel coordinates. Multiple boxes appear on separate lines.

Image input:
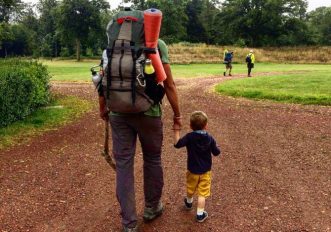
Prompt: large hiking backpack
<box><xmin>224</xmin><ymin>52</ymin><xmax>232</xmax><ymax>63</ymax></box>
<box><xmin>223</xmin><ymin>52</ymin><xmax>232</xmax><ymax>64</ymax></box>
<box><xmin>246</xmin><ymin>54</ymin><xmax>252</xmax><ymax>63</ymax></box>
<box><xmin>102</xmin><ymin>9</ymin><xmax>162</xmax><ymax>113</ymax></box>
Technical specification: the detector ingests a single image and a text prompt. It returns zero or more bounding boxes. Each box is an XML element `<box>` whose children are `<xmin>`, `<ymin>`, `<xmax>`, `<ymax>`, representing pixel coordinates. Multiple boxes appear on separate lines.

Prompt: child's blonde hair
<box><xmin>190</xmin><ymin>111</ymin><xmax>208</xmax><ymax>131</ymax></box>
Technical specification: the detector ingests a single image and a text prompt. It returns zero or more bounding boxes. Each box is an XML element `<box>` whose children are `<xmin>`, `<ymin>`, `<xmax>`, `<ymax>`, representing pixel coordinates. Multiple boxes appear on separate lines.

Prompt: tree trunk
<box><xmin>76</xmin><ymin>38</ymin><xmax>81</xmax><ymax>61</ymax></box>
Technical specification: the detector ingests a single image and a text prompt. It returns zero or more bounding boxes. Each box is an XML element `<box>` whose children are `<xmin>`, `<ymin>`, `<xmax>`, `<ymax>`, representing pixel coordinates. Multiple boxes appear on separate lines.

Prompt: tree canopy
<box><xmin>0</xmin><ymin>0</ymin><xmax>330</xmax><ymax>58</ymax></box>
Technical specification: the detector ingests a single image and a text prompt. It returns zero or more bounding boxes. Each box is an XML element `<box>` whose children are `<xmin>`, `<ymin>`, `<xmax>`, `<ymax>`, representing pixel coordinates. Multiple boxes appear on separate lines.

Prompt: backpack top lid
<box><xmin>106</xmin><ymin>9</ymin><xmax>145</xmax><ymax>51</ymax></box>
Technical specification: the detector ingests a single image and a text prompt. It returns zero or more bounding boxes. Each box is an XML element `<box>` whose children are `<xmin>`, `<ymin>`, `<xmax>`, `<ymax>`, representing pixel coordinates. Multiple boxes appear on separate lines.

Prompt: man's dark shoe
<box><xmin>229</xmin><ymin>73</ymin><xmax>232</xmax><ymax>76</ymax></box>
<box><xmin>184</xmin><ymin>197</ymin><xmax>193</xmax><ymax>210</ymax></box>
<box><xmin>123</xmin><ymin>225</ymin><xmax>138</xmax><ymax>232</ymax></box>
<box><xmin>223</xmin><ymin>72</ymin><xmax>226</xmax><ymax>76</ymax></box>
<box><xmin>196</xmin><ymin>211</ymin><xmax>208</xmax><ymax>223</ymax></box>
<box><xmin>143</xmin><ymin>202</ymin><xmax>164</xmax><ymax>222</ymax></box>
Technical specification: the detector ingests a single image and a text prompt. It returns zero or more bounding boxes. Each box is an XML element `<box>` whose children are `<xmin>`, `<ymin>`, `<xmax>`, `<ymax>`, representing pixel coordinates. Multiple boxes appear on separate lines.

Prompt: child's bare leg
<box><xmin>186</xmin><ymin>193</ymin><xmax>193</xmax><ymax>203</ymax></box>
<box><xmin>196</xmin><ymin>196</ymin><xmax>208</xmax><ymax>222</ymax></box>
<box><xmin>197</xmin><ymin>196</ymin><xmax>206</xmax><ymax>214</ymax></box>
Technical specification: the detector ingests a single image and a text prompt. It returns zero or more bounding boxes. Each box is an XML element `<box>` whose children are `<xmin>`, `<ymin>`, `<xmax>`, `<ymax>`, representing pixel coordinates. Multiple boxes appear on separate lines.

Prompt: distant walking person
<box><xmin>223</xmin><ymin>49</ymin><xmax>233</xmax><ymax>76</ymax></box>
<box><xmin>246</xmin><ymin>50</ymin><xmax>255</xmax><ymax>77</ymax></box>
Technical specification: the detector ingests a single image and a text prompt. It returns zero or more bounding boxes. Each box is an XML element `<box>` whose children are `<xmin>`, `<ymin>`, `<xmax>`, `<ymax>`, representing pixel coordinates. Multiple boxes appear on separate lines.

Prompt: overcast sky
<box><xmin>23</xmin><ymin>0</ymin><xmax>331</xmax><ymax>12</ymax></box>
<box><xmin>109</xmin><ymin>0</ymin><xmax>331</xmax><ymax>11</ymax></box>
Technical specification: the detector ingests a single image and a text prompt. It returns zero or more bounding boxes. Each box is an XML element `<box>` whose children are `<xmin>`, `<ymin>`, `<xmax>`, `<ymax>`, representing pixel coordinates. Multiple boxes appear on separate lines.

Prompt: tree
<box><xmin>185</xmin><ymin>0</ymin><xmax>221</xmax><ymax>44</ymax></box>
<box><xmin>57</xmin><ymin>0</ymin><xmax>109</xmax><ymax>61</ymax></box>
<box><xmin>186</xmin><ymin>0</ymin><xmax>207</xmax><ymax>43</ymax></box>
<box><xmin>307</xmin><ymin>7</ymin><xmax>331</xmax><ymax>45</ymax></box>
<box><xmin>0</xmin><ymin>0</ymin><xmax>26</xmax><ymax>22</ymax></box>
<box><xmin>36</xmin><ymin>0</ymin><xmax>59</xmax><ymax>57</ymax></box>
<box><xmin>217</xmin><ymin>0</ymin><xmax>310</xmax><ymax>46</ymax></box>
<box><xmin>125</xmin><ymin>0</ymin><xmax>188</xmax><ymax>44</ymax></box>
<box><xmin>0</xmin><ymin>23</ymin><xmax>13</xmax><ymax>57</ymax></box>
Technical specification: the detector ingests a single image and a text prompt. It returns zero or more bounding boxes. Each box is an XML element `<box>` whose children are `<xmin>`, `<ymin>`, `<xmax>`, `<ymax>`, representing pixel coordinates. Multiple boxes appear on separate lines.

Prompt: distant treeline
<box><xmin>0</xmin><ymin>0</ymin><xmax>330</xmax><ymax>60</ymax></box>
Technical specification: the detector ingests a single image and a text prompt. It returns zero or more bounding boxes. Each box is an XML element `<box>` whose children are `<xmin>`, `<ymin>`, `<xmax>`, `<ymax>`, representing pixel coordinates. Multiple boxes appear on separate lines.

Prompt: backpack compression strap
<box><xmin>118</xmin><ymin>20</ymin><xmax>137</xmax><ymax>105</ymax></box>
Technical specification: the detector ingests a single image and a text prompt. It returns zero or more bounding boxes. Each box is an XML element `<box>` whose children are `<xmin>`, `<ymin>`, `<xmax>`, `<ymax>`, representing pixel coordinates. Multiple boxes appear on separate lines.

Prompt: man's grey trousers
<box><xmin>110</xmin><ymin>114</ymin><xmax>164</xmax><ymax>228</ymax></box>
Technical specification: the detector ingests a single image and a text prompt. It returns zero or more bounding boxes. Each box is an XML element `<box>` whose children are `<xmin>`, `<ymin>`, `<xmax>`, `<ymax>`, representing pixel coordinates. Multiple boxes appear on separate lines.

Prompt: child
<box><xmin>174</xmin><ymin>111</ymin><xmax>221</xmax><ymax>222</ymax></box>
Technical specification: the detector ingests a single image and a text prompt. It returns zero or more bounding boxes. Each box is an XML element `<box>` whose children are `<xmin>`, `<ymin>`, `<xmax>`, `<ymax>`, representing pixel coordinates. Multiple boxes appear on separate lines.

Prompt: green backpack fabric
<box><xmin>102</xmin><ymin>9</ymin><xmax>154</xmax><ymax>113</ymax></box>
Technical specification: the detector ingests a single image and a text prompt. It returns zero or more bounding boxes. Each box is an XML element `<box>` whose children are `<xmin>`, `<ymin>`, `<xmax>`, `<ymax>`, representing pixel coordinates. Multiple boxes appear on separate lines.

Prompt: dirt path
<box><xmin>1</xmin><ymin>74</ymin><xmax>330</xmax><ymax>232</ymax></box>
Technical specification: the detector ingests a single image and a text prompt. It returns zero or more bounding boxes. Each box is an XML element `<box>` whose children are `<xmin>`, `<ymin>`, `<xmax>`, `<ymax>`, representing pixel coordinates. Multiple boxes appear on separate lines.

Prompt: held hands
<box><xmin>173</xmin><ymin>115</ymin><xmax>182</xmax><ymax>145</ymax></box>
<box><xmin>173</xmin><ymin>115</ymin><xmax>182</xmax><ymax>130</ymax></box>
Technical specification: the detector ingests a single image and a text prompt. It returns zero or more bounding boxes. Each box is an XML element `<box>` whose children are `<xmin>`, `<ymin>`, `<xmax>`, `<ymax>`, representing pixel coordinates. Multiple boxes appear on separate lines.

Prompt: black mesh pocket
<box><xmin>144</xmin><ymin>73</ymin><xmax>165</xmax><ymax>104</ymax></box>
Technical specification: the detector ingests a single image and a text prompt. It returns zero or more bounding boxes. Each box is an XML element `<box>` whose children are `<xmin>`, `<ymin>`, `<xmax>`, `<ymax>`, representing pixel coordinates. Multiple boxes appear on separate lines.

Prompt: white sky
<box><xmin>23</xmin><ymin>0</ymin><xmax>331</xmax><ymax>12</ymax></box>
<box><xmin>104</xmin><ymin>0</ymin><xmax>331</xmax><ymax>11</ymax></box>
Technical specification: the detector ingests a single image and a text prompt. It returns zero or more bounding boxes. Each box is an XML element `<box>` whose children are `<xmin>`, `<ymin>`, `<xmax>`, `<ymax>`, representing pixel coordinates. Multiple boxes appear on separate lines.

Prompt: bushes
<box><xmin>0</xmin><ymin>59</ymin><xmax>51</xmax><ymax>127</ymax></box>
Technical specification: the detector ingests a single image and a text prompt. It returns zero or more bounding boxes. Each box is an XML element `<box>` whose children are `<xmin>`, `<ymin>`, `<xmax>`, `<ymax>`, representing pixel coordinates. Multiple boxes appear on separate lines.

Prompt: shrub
<box><xmin>0</xmin><ymin>59</ymin><xmax>51</xmax><ymax>127</ymax></box>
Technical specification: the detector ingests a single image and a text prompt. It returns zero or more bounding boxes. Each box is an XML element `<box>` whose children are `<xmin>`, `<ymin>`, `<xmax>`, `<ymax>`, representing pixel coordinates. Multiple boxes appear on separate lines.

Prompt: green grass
<box><xmin>0</xmin><ymin>95</ymin><xmax>93</xmax><ymax>149</ymax></box>
<box><xmin>43</xmin><ymin>59</ymin><xmax>331</xmax><ymax>81</ymax></box>
<box><xmin>216</xmin><ymin>70</ymin><xmax>331</xmax><ymax>105</ymax></box>
<box><xmin>43</xmin><ymin>60</ymin><xmax>98</xmax><ymax>82</ymax></box>
<box><xmin>172</xmin><ymin>63</ymin><xmax>331</xmax><ymax>78</ymax></box>
<box><xmin>42</xmin><ymin>59</ymin><xmax>331</xmax><ymax>105</ymax></box>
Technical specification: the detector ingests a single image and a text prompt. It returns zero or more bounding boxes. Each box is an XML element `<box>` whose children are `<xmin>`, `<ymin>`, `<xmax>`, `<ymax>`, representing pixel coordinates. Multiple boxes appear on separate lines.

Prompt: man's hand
<box><xmin>173</xmin><ymin>116</ymin><xmax>182</xmax><ymax>130</ymax></box>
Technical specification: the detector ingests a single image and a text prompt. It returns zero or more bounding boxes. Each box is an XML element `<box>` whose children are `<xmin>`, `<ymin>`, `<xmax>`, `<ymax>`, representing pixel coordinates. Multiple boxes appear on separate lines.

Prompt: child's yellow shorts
<box><xmin>186</xmin><ymin>171</ymin><xmax>211</xmax><ymax>198</ymax></box>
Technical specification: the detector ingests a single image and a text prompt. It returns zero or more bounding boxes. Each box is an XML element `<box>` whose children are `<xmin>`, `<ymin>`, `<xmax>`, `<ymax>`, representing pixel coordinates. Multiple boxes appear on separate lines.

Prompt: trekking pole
<box><xmin>101</xmin><ymin>117</ymin><xmax>116</xmax><ymax>170</ymax></box>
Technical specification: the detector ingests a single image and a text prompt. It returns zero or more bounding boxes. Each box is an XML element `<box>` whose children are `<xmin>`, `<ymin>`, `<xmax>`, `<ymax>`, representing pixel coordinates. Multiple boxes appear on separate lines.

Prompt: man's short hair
<box><xmin>190</xmin><ymin>111</ymin><xmax>208</xmax><ymax>131</ymax></box>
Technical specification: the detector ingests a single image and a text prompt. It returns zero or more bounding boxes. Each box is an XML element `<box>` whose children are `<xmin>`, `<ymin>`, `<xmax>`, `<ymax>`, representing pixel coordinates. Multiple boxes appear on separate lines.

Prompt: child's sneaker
<box><xmin>196</xmin><ymin>211</ymin><xmax>208</xmax><ymax>223</ymax></box>
<box><xmin>184</xmin><ymin>197</ymin><xmax>193</xmax><ymax>210</ymax></box>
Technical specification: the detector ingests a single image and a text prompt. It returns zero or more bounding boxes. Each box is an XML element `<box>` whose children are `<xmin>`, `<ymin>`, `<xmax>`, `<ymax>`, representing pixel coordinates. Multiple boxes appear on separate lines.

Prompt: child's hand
<box><xmin>174</xmin><ymin>129</ymin><xmax>180</xmax><ymax>145</ymax></box>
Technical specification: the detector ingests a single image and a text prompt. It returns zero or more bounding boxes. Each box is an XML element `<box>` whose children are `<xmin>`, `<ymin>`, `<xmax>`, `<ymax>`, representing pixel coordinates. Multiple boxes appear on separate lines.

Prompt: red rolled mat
<box><xmin>149</xmin><ymin>52</ymin><xmax>166</xmax><ymax>82</ymax></box>
<box><xmin>144</xmin><ymin>8</ymin><xmax>162</xmax><ymax>48</ymax></box>
<box><xmin>144</xmin><ymin>8</ymin><xmax>166</xmax><ymax>82</ymax></box>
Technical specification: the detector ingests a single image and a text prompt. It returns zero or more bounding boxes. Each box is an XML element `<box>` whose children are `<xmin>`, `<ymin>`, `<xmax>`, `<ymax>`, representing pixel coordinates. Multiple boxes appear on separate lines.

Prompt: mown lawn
<box><xmin>43</xmin><ymin>60</ymin><xmax>331</xmax><ymax>105</ymax></box>
<box><xmin>43</xmin><ymin>59</ymin><xmax>331</xmax><ymax>81</ymax></box>
<box><xmin>215</xmin><ymin>70</ymin><xmax>331</xmax><ymax>105</ymax></box>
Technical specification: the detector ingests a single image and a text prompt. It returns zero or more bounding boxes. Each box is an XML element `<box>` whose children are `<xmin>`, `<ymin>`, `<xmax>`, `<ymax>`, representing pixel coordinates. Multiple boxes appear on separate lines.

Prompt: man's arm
<box><xmin>163</xmin><ymin>63</ymin><xmax>181</xmax><ymax>130</ymax></box>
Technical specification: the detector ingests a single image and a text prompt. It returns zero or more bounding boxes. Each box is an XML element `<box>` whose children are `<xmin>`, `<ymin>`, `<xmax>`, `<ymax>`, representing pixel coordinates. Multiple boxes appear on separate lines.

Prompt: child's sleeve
<box><xmin>211</xmin><ymin>137</ymin><xmax>221</xmax><ymax>156</ymax></box>
<box><xmin>174</xmin><ymin>134</ymin><xmax>188</xmax><ymax>149</ymax></box>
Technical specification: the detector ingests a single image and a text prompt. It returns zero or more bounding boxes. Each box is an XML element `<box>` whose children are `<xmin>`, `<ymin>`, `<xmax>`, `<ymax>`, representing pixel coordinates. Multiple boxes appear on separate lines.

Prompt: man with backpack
<box><xmin>96</xmin><ymin>8</ymin><xmax>181</xmax><ymax>232</ymax></box>
<box><xmin>223</xmin><ymin>49</ymin><xmax>233</xmax><ymax>76</ymax></box>
<box><xmin>246</xmin><ymin>50</ymin><xmax>255</xmax><ymax>77</ymax></box>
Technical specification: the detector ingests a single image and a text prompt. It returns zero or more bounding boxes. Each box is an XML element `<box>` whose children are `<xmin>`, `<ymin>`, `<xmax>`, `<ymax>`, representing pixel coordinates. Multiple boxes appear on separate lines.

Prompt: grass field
<box><xmin>216</xmin><ymin>70</ymin><xmax>331</xmax><ymax>105</ymax></box>
<box><xmin>0</xmin><ymin>95</ymin><xmax>92</xmax><ymax>149</ymax></box>
<box><xmin>43</xmin><ymin>59</ymin><xmax>331</xmax><ymax>81</ymax></box>
<box><xmin>42</xmin><ymin>59</ymin><xmax>331</xmax><ymax>105</ymax></box>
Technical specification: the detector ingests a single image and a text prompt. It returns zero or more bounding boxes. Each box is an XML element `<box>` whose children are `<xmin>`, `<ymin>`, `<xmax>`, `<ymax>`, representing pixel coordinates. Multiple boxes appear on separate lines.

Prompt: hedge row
<box><xmin>0</xmin><ymin>59</ymin><xmax>51</xmax><ymax>127</ymax></box>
